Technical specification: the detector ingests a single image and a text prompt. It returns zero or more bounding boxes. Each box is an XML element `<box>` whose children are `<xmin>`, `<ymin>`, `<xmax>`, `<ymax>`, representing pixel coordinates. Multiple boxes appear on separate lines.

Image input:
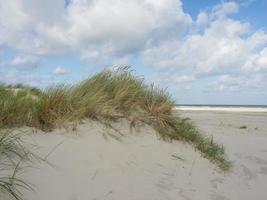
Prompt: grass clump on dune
<box><xmin>174</xmin><ymin>118</ymin><xmax>231</xmax><ymax>171</ymax></box>
<box><xmin>0</xmin><ymin>67</ymin><xmax>231</xmax><ymax>171</ymax></box>
<box><xmin>37</xmin><ymin>67</ymin><xmax>175</xmax><ymax>130</ymax></box>
<box><xmin>0</xmin><ymin>86</ymin><xmax>41</xmax><ymax>128</ymax></box>
<box><xmin>0</xmin><ymin>128</ymin><xmax>34</xmax><ymax>200</ymax></box>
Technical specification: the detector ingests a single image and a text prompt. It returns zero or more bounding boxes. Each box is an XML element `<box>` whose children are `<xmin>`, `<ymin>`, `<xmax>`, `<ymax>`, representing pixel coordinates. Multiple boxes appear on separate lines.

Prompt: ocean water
<box><xmin>174</xmin><ymin>104</ymin><xmax>267</xmax><ymax>112</ymax></box>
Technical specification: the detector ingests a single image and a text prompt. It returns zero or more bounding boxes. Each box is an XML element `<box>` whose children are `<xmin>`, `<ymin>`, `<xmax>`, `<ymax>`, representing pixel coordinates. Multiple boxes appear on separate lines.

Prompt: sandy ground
<box><xmin>5</xmin><ymin>111</ymin><xmax>267</xmax><ymax>200</ymax></box>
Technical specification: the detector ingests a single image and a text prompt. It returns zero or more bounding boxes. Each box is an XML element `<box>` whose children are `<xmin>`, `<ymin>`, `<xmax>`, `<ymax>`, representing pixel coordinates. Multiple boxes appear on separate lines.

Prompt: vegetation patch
<box><xmin>174</xmin><ymin>118</ymin><xmax>231</xmax><ymax>171</ymax></box>
<box><xmin>0</xmin><ymin>128</ymin><xmax>34</xmax><ymax>200</ymax></box>
<box><xmin>239</xmin><ymin>125</ymin><xmax>247</xmax><ymax>129</ymax></box>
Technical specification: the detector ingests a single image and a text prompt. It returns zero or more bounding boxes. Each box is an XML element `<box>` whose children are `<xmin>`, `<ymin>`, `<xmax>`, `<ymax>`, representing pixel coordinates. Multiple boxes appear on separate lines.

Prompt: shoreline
<box><xmin>175</xmin><ymin>106</ymin><xmax>267</xmax><ymax>112</ymax></box>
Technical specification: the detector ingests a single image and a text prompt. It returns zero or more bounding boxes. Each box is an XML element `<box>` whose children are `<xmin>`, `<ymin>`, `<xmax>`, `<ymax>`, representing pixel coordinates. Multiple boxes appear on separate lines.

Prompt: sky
<box><xmin>0</xmin><ymin>0</ymin><xmax>267</xmax><ymax>105</ymax></box>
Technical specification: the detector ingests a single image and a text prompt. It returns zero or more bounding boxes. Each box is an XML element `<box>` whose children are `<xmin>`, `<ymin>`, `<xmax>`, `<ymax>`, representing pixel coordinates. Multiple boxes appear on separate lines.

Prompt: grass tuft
<box><xmin>173</xmin><ymin>118</ymin><xmax>231</xmax><ymax>171</ymax></box>
<box><xmin>0</xmin><ymin>128</ymin><xmax>34</xmax><ymax>199</ymax></box>
<box><xmin>239</xmin><ymin>125</ymin><xmax>247</xmax><ymax>129</ymax></box>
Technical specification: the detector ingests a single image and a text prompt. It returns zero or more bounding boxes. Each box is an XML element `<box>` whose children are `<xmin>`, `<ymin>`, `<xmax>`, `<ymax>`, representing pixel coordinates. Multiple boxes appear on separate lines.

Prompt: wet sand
<box><xmin>6</xmin><ymin>111</ymin><xmax>267</xmax><ymax>200</ymax></box>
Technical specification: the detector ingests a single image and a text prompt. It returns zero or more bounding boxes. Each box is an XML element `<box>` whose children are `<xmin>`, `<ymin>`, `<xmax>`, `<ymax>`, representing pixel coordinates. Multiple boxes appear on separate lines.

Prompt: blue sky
<box><xmin>0</xmin><ymin>0</ymin><xmax>267</xmax><ymax>105</ymax></box>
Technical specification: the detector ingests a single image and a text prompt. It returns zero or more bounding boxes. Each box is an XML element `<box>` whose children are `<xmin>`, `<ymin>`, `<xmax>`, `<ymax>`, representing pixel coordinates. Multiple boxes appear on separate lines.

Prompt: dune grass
<box><xmin>0</xmin><ymin>67</ymin><xmax>231</xmax><ymax>172</ymax></box>
<box><xmin>174</xmin><ymin>118</ymin><xmax>231</xmax><ymax>171</ymax></box>
<box><xmin>0</xmin><ymin>128</ymin><xmax>34</xmax><ymax>200</ymax></box>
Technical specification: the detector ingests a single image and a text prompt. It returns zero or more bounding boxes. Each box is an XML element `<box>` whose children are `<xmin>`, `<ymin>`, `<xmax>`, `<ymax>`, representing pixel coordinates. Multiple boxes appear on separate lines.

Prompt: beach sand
<box><xmin>8</xmin><ymin>111</ymin><xmax>267</xmax><ymax>200</ymax></box>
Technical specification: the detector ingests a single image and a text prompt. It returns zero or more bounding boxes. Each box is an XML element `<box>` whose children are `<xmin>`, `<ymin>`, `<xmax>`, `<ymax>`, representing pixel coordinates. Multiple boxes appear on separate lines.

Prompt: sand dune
<box><xmin>7</xmin><ymin>111</ymin><xmax>267</xmax><ymax>200</ymax></box>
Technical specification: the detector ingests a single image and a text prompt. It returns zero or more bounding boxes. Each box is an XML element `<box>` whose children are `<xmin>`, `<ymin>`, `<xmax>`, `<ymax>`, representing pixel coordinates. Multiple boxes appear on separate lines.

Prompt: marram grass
<box><xmin>174</xmin><ymin>118</ymin><xmax>231</xmax><ymax>171</ymax></box>
<box><xmin>0</xmin><ymin>129</ymin><xmax>34</xmax><ymax>200</ymax></box>
<box><xmin>0</xmin><ymin>67</ymin><xmax>231</xmax><ymax>173</ymax></box>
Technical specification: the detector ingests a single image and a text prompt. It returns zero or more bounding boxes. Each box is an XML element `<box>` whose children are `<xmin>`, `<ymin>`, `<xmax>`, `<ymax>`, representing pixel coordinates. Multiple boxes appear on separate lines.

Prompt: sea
<box><xmin>174</xmin><ymin>104</ymin><xmax>267</xmax><ymax>112</ymax></box>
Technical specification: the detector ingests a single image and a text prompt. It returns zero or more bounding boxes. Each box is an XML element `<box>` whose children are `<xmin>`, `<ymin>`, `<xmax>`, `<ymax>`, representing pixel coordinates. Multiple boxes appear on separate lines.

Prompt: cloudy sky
<box><xmin>0</xmin><ymin>0</ymin><xmax>267</xmax><ymax>105</ymax></box>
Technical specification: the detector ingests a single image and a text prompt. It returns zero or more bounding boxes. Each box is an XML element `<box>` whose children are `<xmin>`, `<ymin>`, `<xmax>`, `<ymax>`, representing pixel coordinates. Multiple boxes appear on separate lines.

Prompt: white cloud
<box><xmin>52</xmin><ymin>67</ymin><xmax>69</xmax><ymax>75</ymax></box>
<box><xmin>208</xmin><ymin>75</ymin><xmax>245</xmax><ymax>92</ymax></box>
<box><xmin>207</xmin><ymin>74</ymin><xmax>263</xmax><ymax>92</ymax></box>
<box><xmin>0</xmin><ymin>0</ymin><xmax>267</xmax><ymax>94</ymax></box>
<box><xmin>196</xmin><ymin>11</ymin><xmax>208</xmax><ymax>25</ymax></box>
<box><xmin>243</xmin><ymin>47</ymin><xmax>267</xmax><ymax>72</ymax></box>
<box><xmin>142</xmin><ymin>1</ymin><xmax>267</xmax><ymax>92</ymax></box>
<box><xmin>10</xmin><ymin>54</ymin><xmax>40</xmax><ymax>69</ymax></box>
<box><xmin>174</xmin><ymin>75</ymin><xmax>195</xmax><ymax>83</ymax></box>
<box><xmin>257</xmin><ymin>48</ymin><xmax>267</xmax><ymax>69</ymax></box>
<box><xmin>211</xmin><ymin>1</ymin><xmax>239</xmax><ymax>18</ymax></box>
<box><xmin>0</xmin><ymin>68</ymin><xmax>53</xmax><ymax>87</ymax></box>
<box><xmin>0</xmin><ymin>0</ymin><xmax>192</xmax><ymax>62</ymax></box>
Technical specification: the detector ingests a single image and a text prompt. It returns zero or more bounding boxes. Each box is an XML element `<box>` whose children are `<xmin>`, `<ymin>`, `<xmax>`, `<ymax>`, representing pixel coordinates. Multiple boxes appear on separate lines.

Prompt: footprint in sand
<box><xmin>210</xmin><ymin>177</ymin><xmax>224</xmax><ymax>189</ymax></box>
